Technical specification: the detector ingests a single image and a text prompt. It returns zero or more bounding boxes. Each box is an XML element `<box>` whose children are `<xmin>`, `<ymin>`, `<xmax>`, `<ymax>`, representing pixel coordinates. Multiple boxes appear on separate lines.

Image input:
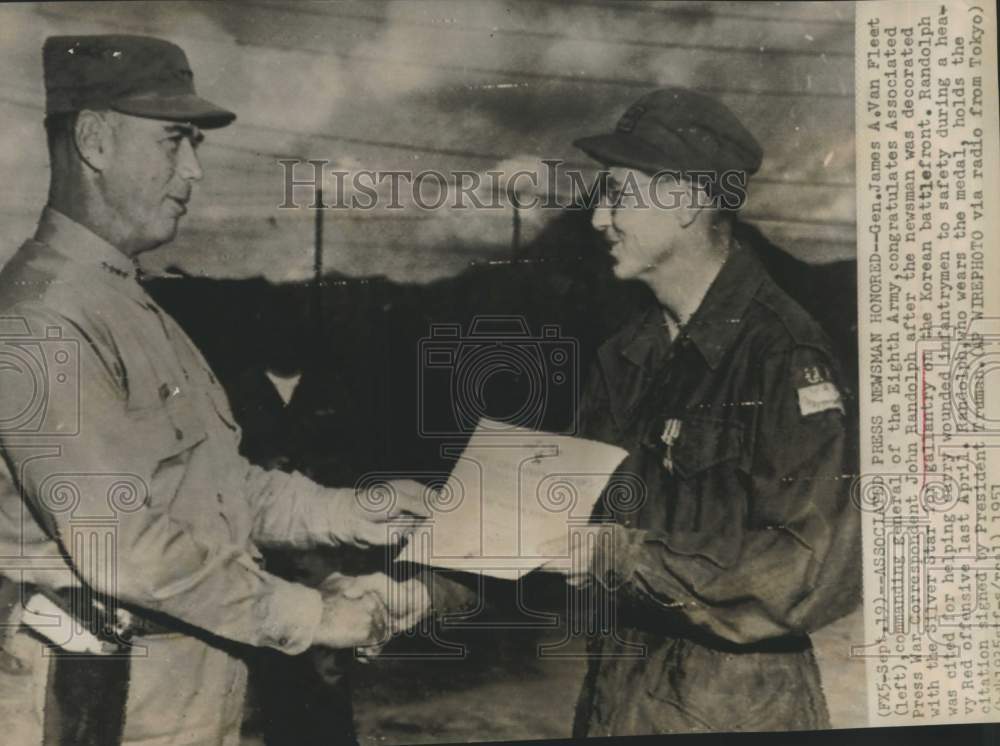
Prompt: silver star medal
<box><xmin>660</xmin><ymin>418</ymin><xmax>682</xmax><ymax>474</ymax></box>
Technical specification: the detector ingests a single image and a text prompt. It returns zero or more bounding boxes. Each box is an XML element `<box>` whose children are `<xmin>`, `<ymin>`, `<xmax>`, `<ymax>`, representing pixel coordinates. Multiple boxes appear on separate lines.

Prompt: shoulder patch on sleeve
<box><xmin>797</xmin><ymin>381</ymin><xmax>844</xmax><ymax>417</ymax></box>
<box><xmin>793</xmin><ymin>362</ymin><xmax>844</xmax><ymax>416</ymax></box>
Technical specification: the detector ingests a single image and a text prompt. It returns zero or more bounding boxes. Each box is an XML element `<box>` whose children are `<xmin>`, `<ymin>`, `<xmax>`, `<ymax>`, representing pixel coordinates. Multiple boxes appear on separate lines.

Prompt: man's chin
<box><xmin>159</xmin><ymin>214</ymin><xmax>183</xmax><ymax>240</ymax></box>
<box><xmin>133</xmin><ymin>221</ymin><xmax>181</xmax><ymax>255</ymax></box>
<box><xmin>611</xmin><ymin>261</ymin><xmax>639</xmax><ymax>280</ymax></box>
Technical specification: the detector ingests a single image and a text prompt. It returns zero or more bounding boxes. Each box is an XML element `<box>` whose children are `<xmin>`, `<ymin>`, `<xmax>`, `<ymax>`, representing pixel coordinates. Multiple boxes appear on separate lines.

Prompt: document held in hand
<box><xmin>396</xmin><ymin>419</ymin><xmax>628</xmax><ymax>579</ymax></box>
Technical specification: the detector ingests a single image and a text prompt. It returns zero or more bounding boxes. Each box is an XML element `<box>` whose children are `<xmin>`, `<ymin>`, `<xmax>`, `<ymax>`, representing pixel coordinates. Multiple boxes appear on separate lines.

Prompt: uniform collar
<box><xmin>602</xmin><ymin>238</ymin><xmax>765</xmax><ymax>373</ymax></box>
<box><xmin>594</xmin><ymin>303</ymin><xmax>672</xmax><ymax>431</ymax></box>
<box><xmin>618</xmin><ymin>305</ymin><xmax>672</xmax><ymax>370</ymax></box>
<box><xmin>33</xmin><ymin>206</ymin><xmax>152</xmax><ymax>306</ymax></box>
<box><xmin>35</xmin><ymin>207</ymin><xmax>138</xmax><ymax>278</ymax></box>
<box><xmin>593</xmin><ymin>239</ymin><xmax>766</xmax><ymax>431</ymax></box>
<box><xmin>679</xmin><ymin>239</ymin><xmax>765</xmax><ymax>370</ymax></box>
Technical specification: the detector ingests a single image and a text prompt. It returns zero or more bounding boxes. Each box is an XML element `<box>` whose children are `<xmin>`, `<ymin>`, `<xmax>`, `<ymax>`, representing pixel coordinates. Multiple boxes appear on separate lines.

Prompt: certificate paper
<box><xmin>396</xmin><ymin>419</ymin><xmax>627</xmax><ymax>579</ymax></box>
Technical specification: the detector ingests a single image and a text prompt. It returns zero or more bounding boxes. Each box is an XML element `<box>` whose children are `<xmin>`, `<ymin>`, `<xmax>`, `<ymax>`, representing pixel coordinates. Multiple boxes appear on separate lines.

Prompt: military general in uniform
<box><xmin>0</xmin><ymin>35</ymin><xmax>431</xmax><ymax>745</ymax></box>
<box><xmin>546</xmin><ymin>88</ymin><xmax>861</xmax><ymax>735</ymax></box>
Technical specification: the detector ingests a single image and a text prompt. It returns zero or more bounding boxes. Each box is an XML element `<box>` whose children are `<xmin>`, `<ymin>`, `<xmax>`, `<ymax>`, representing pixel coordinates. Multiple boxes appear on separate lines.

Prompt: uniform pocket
<box><xmin>671</xmin><ymin>417</ymin><xmax>743</xmax><ymax>479</ymax></box>
<box><xmin>661</xmin><ymin>417</ymin><xmax>746</xmax><ymax>569</ymax></box>
<box><xmin>160</xmin><ymin>392</ymin><xmax>208</xmax><ymax>456</ymax></box>
<box><xmin>127</xmin><ymin>390</ymin><xmax>208</xmax><ymax>467</ymax></box>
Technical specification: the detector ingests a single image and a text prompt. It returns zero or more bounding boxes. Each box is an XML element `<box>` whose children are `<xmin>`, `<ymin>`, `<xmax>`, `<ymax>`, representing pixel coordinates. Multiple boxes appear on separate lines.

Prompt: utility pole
<box><xmin>313</xmin><ymin>187</ymin><xmax>325</xmax><ymax>343</ymax></box>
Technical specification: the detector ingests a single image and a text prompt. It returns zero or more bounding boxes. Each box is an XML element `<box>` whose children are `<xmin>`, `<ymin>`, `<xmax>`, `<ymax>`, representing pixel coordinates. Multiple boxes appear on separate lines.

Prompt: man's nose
<box><xmin>591</xmin><ymin>206</ymin><xmax>612</xmax><ymax>232</ymax></box>
<box><xmin>177</xmin><ymin>139</ymin><xmax>203</xmax><ymax>182</ymax></box>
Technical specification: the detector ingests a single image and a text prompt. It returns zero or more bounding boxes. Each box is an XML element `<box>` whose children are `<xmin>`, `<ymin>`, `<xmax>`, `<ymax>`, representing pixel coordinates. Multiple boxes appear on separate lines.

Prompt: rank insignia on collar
<box><xmin>660</xmin><ymin>418</ymin><xmax>682</xmax><ymax>474</ymax></box>
<box><xmin>99</xmin><ymin>261</ymin><xmax>131</xmax><ymax>279</ymax></box>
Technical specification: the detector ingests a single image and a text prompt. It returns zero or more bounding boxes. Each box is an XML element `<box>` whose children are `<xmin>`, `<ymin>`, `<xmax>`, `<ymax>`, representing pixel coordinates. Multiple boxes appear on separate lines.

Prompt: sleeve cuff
<box><xmin>258</xmin><ymin>580</ymin><xmax>323</xmax><ymax>655</ymax></box>
<box><xmin>426</xmin><ymin>571</ymin><xmax>479</xmax><ymax>617</ymax></box>
<box><xmin>593</xmin><ymin>526</ymin><xmax>696</xmax><ymax>613</ymax></box>
<box><xmin>323</xmin><ymin>487</ymin><xmax>362</xmax><ymax>547</ymax></box>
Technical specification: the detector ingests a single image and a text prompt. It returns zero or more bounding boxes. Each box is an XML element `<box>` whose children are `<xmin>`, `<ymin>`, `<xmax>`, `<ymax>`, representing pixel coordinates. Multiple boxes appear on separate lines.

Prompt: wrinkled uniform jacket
<box><xmin>0</xmin><ymin>209</ymin><xmax>344</xmax><ymax>745</ymax></box>
<box><xmin>573</xmin><ymin>243</ymin><xmax>861</xmax><ymax>736</ymax></box>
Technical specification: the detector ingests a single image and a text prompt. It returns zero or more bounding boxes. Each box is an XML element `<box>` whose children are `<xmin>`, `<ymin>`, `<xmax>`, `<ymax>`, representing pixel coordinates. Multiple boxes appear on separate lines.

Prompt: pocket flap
<box><xmin>672</xmin><ymin>417</ymin><xmax>743</xmax><ymax>478</ymax></box>
<box><xmin>128</xmin><ymin>391</ymin><xmax>208</xmax><ymax>462</ymax></box>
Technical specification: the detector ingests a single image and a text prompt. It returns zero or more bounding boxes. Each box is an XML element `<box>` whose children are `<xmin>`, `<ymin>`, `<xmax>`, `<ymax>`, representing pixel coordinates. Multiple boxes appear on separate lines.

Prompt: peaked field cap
<box><xmin>574</xmin><ymin>87</ymin><xmax>762</xmax><ymax>177</ymax></box>
<box><xmin>43</xmin><ymin>35</ymin><xmax>236</xmax><ymax>128</ymax></box>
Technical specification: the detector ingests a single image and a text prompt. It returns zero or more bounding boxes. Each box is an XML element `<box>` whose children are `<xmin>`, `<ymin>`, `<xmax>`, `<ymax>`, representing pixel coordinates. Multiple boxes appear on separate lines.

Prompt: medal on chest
<box><xmin>659</xmin><ymin>418</ymin><xmax>682</xmax><ymax>474</ymax></box>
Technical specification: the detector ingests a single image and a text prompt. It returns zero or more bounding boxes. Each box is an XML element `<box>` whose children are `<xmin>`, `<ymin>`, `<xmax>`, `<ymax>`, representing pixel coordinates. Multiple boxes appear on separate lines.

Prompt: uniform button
<box><xmin>278</xmin><ymin>636</ymin><xmax>290</xmax><ymax>647</ymax></box>
<box><xmin>174</xmin><ymin>428</ymin><xmax>184</xmax><ymax>440</ymax></box>
<box><xmin>216</xmin><ymin>492</ymin><xmax>224</xmax><ymax>504</ymax></box>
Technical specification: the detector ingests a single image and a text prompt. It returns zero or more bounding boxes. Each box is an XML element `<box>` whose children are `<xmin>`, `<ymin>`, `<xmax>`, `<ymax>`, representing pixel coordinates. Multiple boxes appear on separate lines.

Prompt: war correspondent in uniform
<box><xmin>544</xmin><ymin>88</ymin><xmax>862</xmax><ymax>734</ymax></box>
<box><xmin>0</xmin><ymin>35</ymin><xmax>432</xmax><ymax>745</ymax></box>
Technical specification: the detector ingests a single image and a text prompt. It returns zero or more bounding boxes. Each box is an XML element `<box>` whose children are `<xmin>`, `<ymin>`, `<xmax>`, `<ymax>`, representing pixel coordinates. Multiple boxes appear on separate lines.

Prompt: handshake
<box><xmin>312</xmin><ymin>571</ymin><xmax>432</xmax><ymax>653</ymax></box>
<box><xmin>309</xmin><ymin>478</ymin><xmax>438</xmax><ymax>654</ymax></box>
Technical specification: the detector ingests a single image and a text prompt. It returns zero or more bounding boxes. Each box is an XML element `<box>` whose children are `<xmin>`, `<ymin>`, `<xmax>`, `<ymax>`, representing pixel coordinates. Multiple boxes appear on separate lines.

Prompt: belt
<box><xmin>618</xmin><ymin>603</ymin><xmax>813</xmax><ymax>655</ymax></box>
<box><xmin>23</xmin><ymin>547</ymin><xmax>268</xmax><ymax>645</ymax></box>
<box><xmin>22</xmin><ymin>586</ymin><xmax>175</xmax><ymax>653</ymax></box>
<box><xmin>119</xmin><ymin>605</ymin><xmax>176</xmax><ymax>638</ymax></box>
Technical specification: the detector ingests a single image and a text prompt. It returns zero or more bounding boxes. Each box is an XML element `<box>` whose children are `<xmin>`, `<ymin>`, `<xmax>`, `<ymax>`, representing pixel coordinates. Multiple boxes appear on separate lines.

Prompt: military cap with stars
<box><xmin>43</xmin><ymin>34</ymin><xmax>235</xmax><ymax>129</ymax></box>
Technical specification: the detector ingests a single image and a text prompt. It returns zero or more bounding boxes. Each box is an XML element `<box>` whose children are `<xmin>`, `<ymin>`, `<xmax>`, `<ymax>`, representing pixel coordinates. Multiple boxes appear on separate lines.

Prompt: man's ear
<box><xmin>678</xmin><ymin>182</ymin><xmax>707</xmax><ymax>229</ymax></box>
<box><xmin>73</xmin><ymin>110</ymin><xmax>113</xmax><ymax>172</ymax></box>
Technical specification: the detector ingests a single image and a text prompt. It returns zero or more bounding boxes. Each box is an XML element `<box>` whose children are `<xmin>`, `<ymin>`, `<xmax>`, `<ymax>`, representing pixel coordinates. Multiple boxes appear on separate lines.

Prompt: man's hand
<box><xmin>323</xmin><ymin>572</ymin><xmax>431</xmax><ymax>633</ymax></box>
<box><xmin>329</xmin><ymin>479</ymin><xmax>433</xmax><ymax>548</ymax></box>
<box><xmin>318</xmin><ymin>572</ymin><xmax>432</xmax><ymax>660</ymax></box>
<box><xmin>537</xmin><ymin>526</ymin><xmax>623</xmax><ymax>588</ymax></box>
<box><xmin>313</xmin><ymin>578</ymin><xmax>389</xmax><ymax>650</ymax></box>
<box><xmin>383</xmin><ymin>576</ymin><xmax>432</xmax><ymax>635</ymax></box>
<box><xmin>355</xmin><ymin>575</ymin><xmax>431</xmax><ymax>663</ymax></box>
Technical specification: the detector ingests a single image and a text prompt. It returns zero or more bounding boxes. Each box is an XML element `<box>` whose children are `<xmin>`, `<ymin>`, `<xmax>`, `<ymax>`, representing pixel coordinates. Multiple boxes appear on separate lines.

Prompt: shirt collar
<box><xmin>604</xmin><ymin>238</ymin><xmax>766</xmax><ymax>373</ymax></box>
<box><xmin>35</xmin><ymin>207</ymin><xmax>137</xmax><ymax>277</ymax></box>
<box><xmin>618</xmin><ymin>304</ymin><xmax>672</xmax><ymax>370</ymax></box>
<box><xmin>680</xmin><ymin>239</ymin><xmax>765</xmax><ymax>369</ymax></box>
<box><xmin>33</xmin><ymin>207</ymin><xmax>151</xmax><ymax>305</ymax></box>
